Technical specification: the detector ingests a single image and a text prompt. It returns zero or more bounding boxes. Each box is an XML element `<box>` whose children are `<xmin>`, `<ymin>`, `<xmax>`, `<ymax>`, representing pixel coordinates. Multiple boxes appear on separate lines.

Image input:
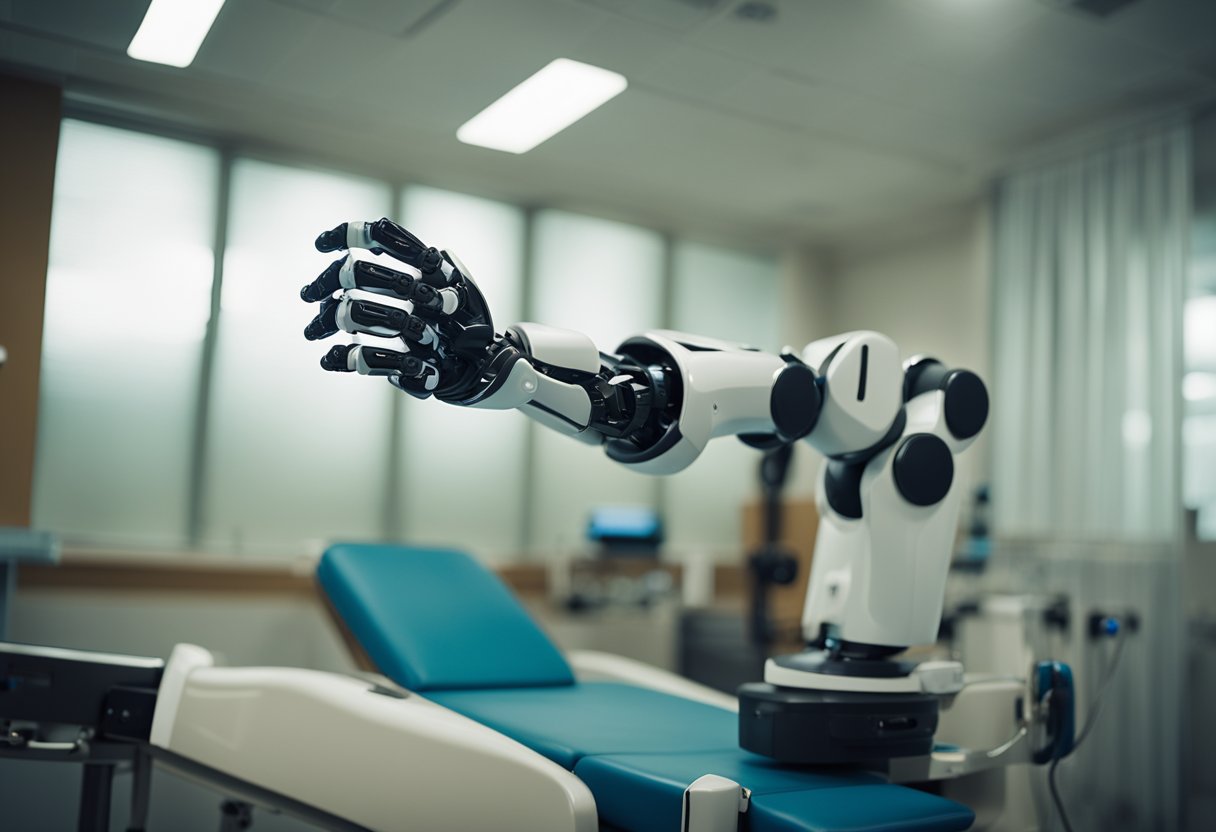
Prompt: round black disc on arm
<box><xmin>892</xmin><ymin>433</ymin><xmax>954</xmax><ymax>507</ymax></box>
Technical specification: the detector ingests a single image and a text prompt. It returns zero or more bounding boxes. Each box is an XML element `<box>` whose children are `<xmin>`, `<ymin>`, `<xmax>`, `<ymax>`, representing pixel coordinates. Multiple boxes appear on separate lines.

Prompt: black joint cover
<box><xmin>739</xmin><ymin>433</ymin><xmax>787</xmax><ymax>451</ymax></box>
<box><xmin>902</xmin><ymin>358</ymin><xmax>948</xmax><ymax>401</ymax></box>
<box><xmin>771</xmin><ymin>363</ymin><xmax>821</xmax><ymax>442</ymax></box>
<box><xmin>420</xmin><ymin>247</ymin><xmax>443</xmax><ymax>272</ymax></box>
<box><xmin>941</xmin><ymin>370</ymin><xmax>988</xmax><ymax>440</ymax></box>
<box><xmin>892</xmin><ymin>433</ymin><xmax>954</xmax><ymax>507</ymax></box>
<box><xmin>824</xmin><ymin>460</ymin><xmax>865</xmax><ymax>519</ymax></box>
<box><xmin>904</xmin><ymin>359</ymin><xmax>988</xmax><ymax>440</ymax></box>
<box><xmin>402</xmin><ymin>316</ymin><xmax>427</xmax><ymax>341</ymax></box>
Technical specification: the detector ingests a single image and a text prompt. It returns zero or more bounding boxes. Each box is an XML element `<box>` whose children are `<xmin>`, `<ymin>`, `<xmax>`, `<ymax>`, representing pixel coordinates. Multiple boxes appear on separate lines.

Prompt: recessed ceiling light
<box><xmin>127</xmin><ymin>0</ymin><xmax>227</xmax><ymax>68</ymax></box>
<box><xmin>457</xmin><ymin>58</ymin><xmax>628</xmax><ymax>154</ymax></box>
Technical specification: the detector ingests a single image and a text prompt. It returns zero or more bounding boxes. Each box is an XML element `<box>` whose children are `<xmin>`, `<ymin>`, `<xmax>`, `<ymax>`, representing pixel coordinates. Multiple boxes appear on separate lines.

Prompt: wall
<box><xmin>765</xmin><ymin>203</ymin><xmax>993</xmax><ymax>502</ymax></box>
<box><xmin>824</xmin><ymin>202</ymin><xmax>991</xmax><ymax>376</ymax></box>
<box><xmin>0</xmin><ymin>75</ymin><xmax>60</xmax><ymax>526</ymax></box>
<box><xmin>823</xmin><ymin>201</ymin><xmax>993</xmax><ymax>488</ymax></box>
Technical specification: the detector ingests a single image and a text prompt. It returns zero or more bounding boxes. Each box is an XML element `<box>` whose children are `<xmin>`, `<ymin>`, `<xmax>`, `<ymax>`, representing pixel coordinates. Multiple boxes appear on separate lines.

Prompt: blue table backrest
<box><xmin>317</xmin><ymin>543</ymin><xmax>575</xmax><ymax>691</ymax></box>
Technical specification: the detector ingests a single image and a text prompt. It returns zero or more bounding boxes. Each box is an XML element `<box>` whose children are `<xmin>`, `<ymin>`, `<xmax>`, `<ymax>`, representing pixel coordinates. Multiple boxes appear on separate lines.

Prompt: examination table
<box><xmin>316</xmin><ymin>543</ymin><xmax>975</xmax><ymax>832</ymax></box>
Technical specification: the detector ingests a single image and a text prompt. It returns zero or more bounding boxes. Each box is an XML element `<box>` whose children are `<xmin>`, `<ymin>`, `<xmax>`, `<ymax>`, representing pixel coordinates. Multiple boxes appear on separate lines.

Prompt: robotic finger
<box><xmin>300</xmin><ymin>255</ymin><xmax>459</xmax><ymax>317</ymax></box>
<box><xmin>315</xmin><ymin>219</ymin><xmax>460</xmax><ymax>288</ymax></box>
<box><xmin>304</xmin><ymin>293</ymin><xmax>443</xmax><ymax>350</ymax></box>
<box><xmin>320</xmin><ymin>344</ymin><xmax>441</xmax><ymax>396</ymax></box>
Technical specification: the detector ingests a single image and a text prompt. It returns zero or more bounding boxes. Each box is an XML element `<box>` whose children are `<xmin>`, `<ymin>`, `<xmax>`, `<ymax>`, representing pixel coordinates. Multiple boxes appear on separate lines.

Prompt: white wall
<box><xmin>822</xmin><ymin>201</ymin><xmax>993</xmax><ymax>486</ymax></box>
<box><xmin>767</xmin><ymin>207</ymin><xmax>993</xmax><ymax>500</ymax></box>
<box><xmin>825</xmin><ymin>202</ymin><xmax>991</xmax><ymax>385</ymax></box>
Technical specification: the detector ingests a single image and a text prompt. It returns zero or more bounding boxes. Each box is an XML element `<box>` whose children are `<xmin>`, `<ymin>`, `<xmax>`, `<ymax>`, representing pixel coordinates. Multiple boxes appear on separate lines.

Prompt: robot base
<box><xmin>737</xmin><ymin>683</ymin><xmax>939</xmax><ymax>764</ymax></box>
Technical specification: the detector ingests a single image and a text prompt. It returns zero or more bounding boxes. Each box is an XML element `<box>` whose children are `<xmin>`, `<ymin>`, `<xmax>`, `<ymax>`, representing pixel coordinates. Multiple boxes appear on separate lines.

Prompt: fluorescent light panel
<box><xmin>457</xmin><ymin>58</ymin><xmax>627</xmax><ymax>154</ymax></box>
<box><xmin>128</xmin><ymin>0</ymin><xmax>227</xmax><ymax>68</ymax></box>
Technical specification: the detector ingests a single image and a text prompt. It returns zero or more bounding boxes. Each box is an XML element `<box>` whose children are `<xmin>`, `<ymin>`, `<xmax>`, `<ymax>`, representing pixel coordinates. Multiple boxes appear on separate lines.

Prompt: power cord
<box><xmin>1048</xmin><ymin>625</ymin><xmax>1128</xmax><ymax>832</ymax></box>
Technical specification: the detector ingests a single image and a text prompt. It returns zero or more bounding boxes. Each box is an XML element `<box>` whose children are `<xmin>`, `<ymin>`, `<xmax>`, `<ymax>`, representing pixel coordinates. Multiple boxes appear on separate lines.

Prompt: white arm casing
<box><xmin>150</xmin><ymin>645</ymin><xmax>597</xmax><ymax>832</ymax></box>
<box><xmin>800</xmin><ymin>331</ymin><xmax>904</xmax><ymax>456</ymax></box>
<box><xmin>613</xmin><ymin>330</ymin><xmax>785</xmax><ymax>475</ymax></box>
<box><xmin>467</xmin><ymin>324</ymin><xmax>788</xmax><ymax>471</ymax></box>
<box><xmin>801</xmin><ymin>359</ymin><xmax>985</xmax><ymax>648</ymax></box>
<box><xmin>459</xmin><ymin>318</ymin><xmax>986</xmax><ymax>655</ymax></box>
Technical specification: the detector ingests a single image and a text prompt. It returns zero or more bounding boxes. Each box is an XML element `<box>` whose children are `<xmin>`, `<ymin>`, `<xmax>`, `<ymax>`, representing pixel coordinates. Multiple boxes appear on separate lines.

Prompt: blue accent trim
<box><xmin>1035</xmin><ymin>660</ymin><xmax>1075</xmax><ymax>761</ymax></box>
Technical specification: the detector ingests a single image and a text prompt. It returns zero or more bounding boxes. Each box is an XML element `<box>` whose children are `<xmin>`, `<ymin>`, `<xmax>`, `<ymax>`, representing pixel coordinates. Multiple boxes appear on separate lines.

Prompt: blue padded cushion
<box><xmin>431</xmin><ymin>687</ymin><xmax>974</xmax><ymax>832</ymax></box>
<box><xmin>317</xmin><ymin>544</ymin><xmax>574</xmax><ymax>691</ymax></box>
<box><xmin>426</xmin><ymin>682</ymin><xmax>737</xmax><ymax>769</ymax></box>
<box><xmin>749</xmin><ymin>786</ymin><xmax>976</xmax><ymax>832</ymax></box>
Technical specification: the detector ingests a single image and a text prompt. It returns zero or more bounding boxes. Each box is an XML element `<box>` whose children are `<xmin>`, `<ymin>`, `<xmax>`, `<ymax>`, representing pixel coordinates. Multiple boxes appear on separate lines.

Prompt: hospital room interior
<box><xmin>1</xmin><ymin>1</ymin><xmax>1214</xmax><ymax>830</ymax></box>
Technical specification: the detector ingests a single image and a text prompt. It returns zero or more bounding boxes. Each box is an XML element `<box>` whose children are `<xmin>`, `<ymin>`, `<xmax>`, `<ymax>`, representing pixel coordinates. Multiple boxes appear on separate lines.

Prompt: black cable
<box><xmin>1047</xmin><ymin>627</ymin><xmax>1128</xmax><ymax>831</ymax></box>
<box><xmin>1072</xmin><ymin>629</ymin><xmax>1127</xmax><ymax>751</ymax></box>
<box><xmin>1048</xmin><ymin>755</ymin><xmax>1074</xmax><ymax>832</ymax></box>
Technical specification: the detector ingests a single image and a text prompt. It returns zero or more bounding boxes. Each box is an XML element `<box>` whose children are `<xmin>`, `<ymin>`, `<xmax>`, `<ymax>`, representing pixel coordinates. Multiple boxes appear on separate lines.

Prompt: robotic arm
<box><xmin>301</xmin><ymin>217</ymin><xmax>987</xmax><ymax>655</ymax></box>
<box><xmin>301</xmin><ymin>218</ymin><xmax>1069</xmax><ymax>772</ymax></box>
<box><xmin>302</xmin><ymin>217</ymin><xmax>816</xmax><ymax>473</ymax></box>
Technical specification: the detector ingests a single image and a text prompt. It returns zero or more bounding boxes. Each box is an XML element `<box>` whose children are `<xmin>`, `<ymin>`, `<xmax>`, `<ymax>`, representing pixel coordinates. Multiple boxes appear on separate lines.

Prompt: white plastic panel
<box><xmin>396</xmin><ymin>186</ymin><xmax>527</xmax><ymax>559</ymax></box>
<box><xmin>162</xmin><ymin>665</ymin><xmax>598</xmax><ymax>832</ymax></box>
<box><xmin>33</xmin><ymin>120</ymin><xmax>218</xmax><ymax>547</ymax></box>
<box><xmin>528</xmin><ymin>211</ymin><xmax>664</xmax><ymax>554</ymax></box>
<box><xmin>665</xmin><ymin>242</ymin><xmax>779</xmax><ymax>559</ymax></box>
<box><xmin>200</xmin><ymin>159</ymin><xmax>393</xmax><ymax>554</ymax></box>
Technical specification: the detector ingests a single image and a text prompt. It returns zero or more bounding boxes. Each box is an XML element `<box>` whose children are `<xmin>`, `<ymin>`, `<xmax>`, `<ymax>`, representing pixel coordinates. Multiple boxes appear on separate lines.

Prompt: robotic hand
<box><xmin>301</xmin><ymin>218</ymin><xmax>499</xmax><ymax>401</ymax></box>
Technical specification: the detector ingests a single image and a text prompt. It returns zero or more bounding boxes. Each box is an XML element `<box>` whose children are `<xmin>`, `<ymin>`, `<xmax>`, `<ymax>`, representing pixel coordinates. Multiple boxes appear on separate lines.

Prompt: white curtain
<box><xmin>990</xmin><ymin>119</ymin><xmax>1192</xmax><ymax>832</ymax></box>
<box><xmin>991</xmin><ymin>117</ymin><xmax>1191</xmax><ymax>541</ymax></box>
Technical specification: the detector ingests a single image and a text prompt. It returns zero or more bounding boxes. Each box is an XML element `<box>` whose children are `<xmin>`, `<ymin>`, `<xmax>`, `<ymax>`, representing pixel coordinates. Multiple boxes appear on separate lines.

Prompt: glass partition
<box><xmin>199</xmin><ymin>158</ymin><xmax>393</xmax><ymax>553</ymax></box>
<box><xmin>33</xmin><ymin>120</ymin><xmax>219</xmax><ymax>547</ymax></box>
<box><xmin>665</xmin><ymin>242</ymin><xmax>780</xmax><ymax>558</ymax></box>
<box><xmin>396</xmin><ymin>186</ymin><xmax>527</xmax><ymax>559</ymax></box>
<box><xmin>528</xmin><ymin>210</ymin><xmax>664</xmax><ymax>554</ymax></box>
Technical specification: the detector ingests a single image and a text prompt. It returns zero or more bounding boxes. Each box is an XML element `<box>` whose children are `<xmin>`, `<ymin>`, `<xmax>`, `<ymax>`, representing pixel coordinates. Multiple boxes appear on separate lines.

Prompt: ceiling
<box><xmin>2</xmin><ymin>0</ymin><xmax>1215</xmax><ymax>250</ymax></box>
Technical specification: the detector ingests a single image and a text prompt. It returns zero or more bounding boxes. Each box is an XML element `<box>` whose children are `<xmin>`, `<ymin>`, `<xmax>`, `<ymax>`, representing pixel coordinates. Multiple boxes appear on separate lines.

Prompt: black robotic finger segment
<box><xmin>320</xmin><ymin>344</ymin><xmax>356</xmax><ymax>372</ymax></box>
<box><xmin>357</xmin><ymin>346</ymin><xmax>426</xmax><ymax>377</ymax></box>
<box><xmin>351</xmin><ymin>261</ymin><xmax>443</xmax><ymax>311</ymax></box>
<box><xmin>300</xmin><ymin>258</ymin><xmax>345</xmax><ymax>302</ymax></box>
<box><xmin>341</xmin><ymin>299</ymin><xmax>442</xmax><ymax>351</ymax></box>
<box><xmin>367</xmin><ymin>218</ymin><xmax>441</xmax><ymax>272</ymax></box>
<box><xmin>303</xmin><ymin>296</ymin><xmax>340</xmax><ymax>341</ymax></box>
<box><xmin>346</xmin><ymin>298</ymin><xmax>409</xmax><ymax>335</ymax></box>
<box><xmin>314</xmin><ymin>223</ymin><xmax>349</xmax><ymax>253</ymax></box>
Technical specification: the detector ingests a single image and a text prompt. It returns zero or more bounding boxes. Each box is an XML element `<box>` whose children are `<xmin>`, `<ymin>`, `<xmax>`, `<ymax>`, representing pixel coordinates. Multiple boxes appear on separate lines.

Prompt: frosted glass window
<box><xmin>200</xmin><ymin>159</ymin><xmax>393</xmax><ymax>554</ymax></box>
<box><xmin>396</xmin><ymin>186</ymin><xmax>527</xmax><ymax>559</ymax></box>
<box><xmin>33</xmin><ymin>120</ymin><xmax>218</xmax><ymax>547</ymax></box>
<box><xmin>665</xmin><ymin>242</ymin><xmax>780</xmax><ymax>558</ymax></box>
<box><xmin>529</xmin><ymin>211</ymin><xmax>664</xmax><ymax>554</ymax></box>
